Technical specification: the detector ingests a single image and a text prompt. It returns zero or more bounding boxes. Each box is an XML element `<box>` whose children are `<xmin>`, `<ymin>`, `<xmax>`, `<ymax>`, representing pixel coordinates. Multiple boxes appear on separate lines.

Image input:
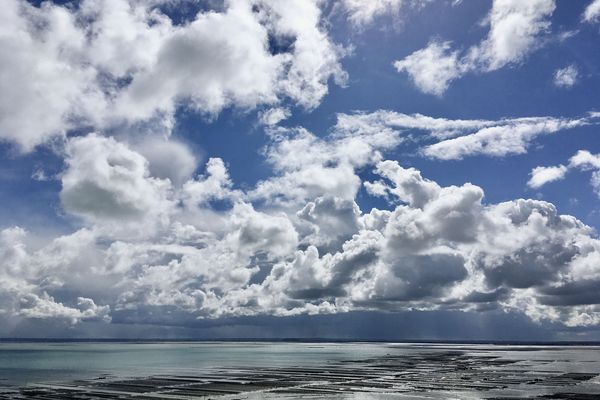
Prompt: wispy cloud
<box><xmin>554</xmin><ymin>65</ymin><xmax>579</xmax><ymax>88</ymax></box>
<box><xmin>336</xmin><ymin>110</ymin><xmax>599</xmax><ymax>160</ymax></box>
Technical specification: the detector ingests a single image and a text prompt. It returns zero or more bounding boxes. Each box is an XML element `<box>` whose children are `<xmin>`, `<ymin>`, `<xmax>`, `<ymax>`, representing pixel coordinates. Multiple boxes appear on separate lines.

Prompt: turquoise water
<box><xmin>0</xmin><ymin>342</ymin><xmax>398</xmax><ymax>388</ymax></box>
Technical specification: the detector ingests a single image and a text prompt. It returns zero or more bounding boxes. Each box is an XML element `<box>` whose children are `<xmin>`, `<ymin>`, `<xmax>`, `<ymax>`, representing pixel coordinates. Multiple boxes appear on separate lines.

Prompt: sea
<box><xmin>1</xmin><ymin>341</ymin><xmax>600</xmax><ymax>398</ymax></box>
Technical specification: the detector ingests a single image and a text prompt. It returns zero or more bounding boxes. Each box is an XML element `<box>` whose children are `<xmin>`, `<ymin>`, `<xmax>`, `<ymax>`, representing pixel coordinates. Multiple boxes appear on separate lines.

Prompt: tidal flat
<box><xmin>1</xmin><ymin>342</ymin><xmax>600</xmax><ymax>399</ymax></box>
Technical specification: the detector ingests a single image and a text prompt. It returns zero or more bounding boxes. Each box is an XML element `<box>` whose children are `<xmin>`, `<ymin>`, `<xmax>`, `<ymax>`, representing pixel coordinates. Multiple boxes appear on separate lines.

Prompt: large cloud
<box><xmin>0</xmin><ymin>0</ymin><xmax>346</xmax><ymax>151</ymax></box>
<box><xmin>0</xmin><ymin>0</ymin><xmax>104</xmax><ymax>151</ymax></box>
<box><xmin>228</xmin><ymin>160</ymin><xmax>600</xmax><ymax>325</ymax></box>
<box><xmin>3</xmin><ymin>130</ymin><xmax>600</xmax><ymax>330</ymax></box>
<box><xmin>4</xmin><ymin>1</ymin><xmax>600</xmax><ymax>336</ymax></box>
<box><xmin>0</xmin><ymin>227</ymin><xmax>111</xmax><ymax>324</ymax></box>
<box><xmin>60</xmin><ymin>134</ymin><xmax>174</xmax><ymax>231</ymax></box>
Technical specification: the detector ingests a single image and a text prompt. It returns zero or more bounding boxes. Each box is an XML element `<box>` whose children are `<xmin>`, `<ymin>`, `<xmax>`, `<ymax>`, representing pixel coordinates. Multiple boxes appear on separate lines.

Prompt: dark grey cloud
<box><xmin>482</xmin><ymin>242</ymin><xmax>579</xmax><ymax>289</ymax></box>
<box><xmin>537</xmin><ymin>280</ymin><xmax>600</xmax><ymax>306</ymax></box>
<box><xmin>382</xmin><ymin>254</ymin><xmax>468</xmax><ymax>301</ymax></box>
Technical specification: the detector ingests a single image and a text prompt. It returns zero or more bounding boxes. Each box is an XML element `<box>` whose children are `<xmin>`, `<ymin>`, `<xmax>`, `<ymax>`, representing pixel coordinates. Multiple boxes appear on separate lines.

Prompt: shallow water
<box><xmin>1</xmin><ymin>342</ymin><xmax>600</xmax><ymax>398</ymax></box>
<box><xmin>0</xmin><ymin>342</ymin><xmax>399</xmax><ymax>387</ymax></box>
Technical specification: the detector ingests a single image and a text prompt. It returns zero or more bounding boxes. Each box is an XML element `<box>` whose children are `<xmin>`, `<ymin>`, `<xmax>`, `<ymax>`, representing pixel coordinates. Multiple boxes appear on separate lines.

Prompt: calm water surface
<box><xmin>1</xmin><ymin>342</ymin><xmax>600</xmax><ymax>391</ymax></box>
<box><xmin>0</xmin><ymin>342</ymin><xmax>397</xmax><ymax>388</ymax></box>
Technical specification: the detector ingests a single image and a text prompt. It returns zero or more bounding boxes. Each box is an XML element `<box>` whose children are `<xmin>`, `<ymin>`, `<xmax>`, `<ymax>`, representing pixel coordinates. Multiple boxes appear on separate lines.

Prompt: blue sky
<box><xmin>2</xmin><ymin>0</ymin><xmax>600</xmax><ymax>340</ymax></box>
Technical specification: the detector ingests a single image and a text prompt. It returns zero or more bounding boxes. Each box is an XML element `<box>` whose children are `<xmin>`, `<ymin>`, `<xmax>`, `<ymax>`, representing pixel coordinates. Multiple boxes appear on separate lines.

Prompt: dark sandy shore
<box><xmin>1</xmin><ymin>347</ymin><xmax>600</xmax><ymax>399</ymax></box>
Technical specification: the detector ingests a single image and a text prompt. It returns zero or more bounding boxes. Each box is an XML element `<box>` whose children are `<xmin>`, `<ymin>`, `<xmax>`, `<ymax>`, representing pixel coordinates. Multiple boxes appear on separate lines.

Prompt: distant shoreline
<box><xmin>1</xmin><ymin>338</ymin><xmax>600</xmax><ymax>346</ymax></box>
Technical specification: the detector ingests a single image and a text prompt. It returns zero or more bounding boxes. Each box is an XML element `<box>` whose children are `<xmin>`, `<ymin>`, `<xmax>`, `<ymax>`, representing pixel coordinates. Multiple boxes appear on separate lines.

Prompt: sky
<box><xmin>2</xmin><ymin>0</ymin><xmax>600</xmax><ymax>341</ymax></box>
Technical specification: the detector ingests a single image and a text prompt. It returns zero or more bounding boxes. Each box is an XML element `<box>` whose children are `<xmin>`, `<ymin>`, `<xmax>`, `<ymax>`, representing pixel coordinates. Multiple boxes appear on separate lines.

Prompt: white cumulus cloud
<box><xmin>0</xmin><ymin>0</ymin><xmax>346</xmax><ymax>151</ymax></box>
<box><xmin>525</xmin><ymin>150</ymin><xmax>600</xmax><ymax>198</ymax></box>
<box><xmin>527</xmin><ymin>165</ymin><xmax>568</xmax><ymax>188</ymax></box>
<box><xmin>394</xmin><ymin>40</ymin><xmax>465</xmax><ymax>97</ymax></box>
<box><xmin>1</xmin><ymin>127</ymin><xmax>600</xmax><ymax>329</ymax></box>
<box><xmin>583</xmin><ymin>0</ymin><xmax>600</xmax><ymax>23</ymax></box>
<box><xmin>395</xmin><ymin>0</ymin><xmax>556</xmax><ymax>95</ymax></box>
